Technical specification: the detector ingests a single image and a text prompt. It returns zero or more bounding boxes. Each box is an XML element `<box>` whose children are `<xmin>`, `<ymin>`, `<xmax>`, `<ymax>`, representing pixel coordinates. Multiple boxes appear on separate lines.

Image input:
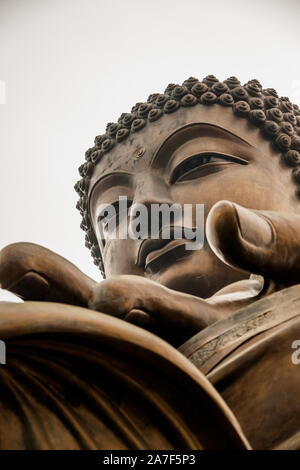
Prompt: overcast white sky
<box><xmin>1</xmin><ymin>0</ymin><xmax>300</xmax><ymax>301</ymax></box>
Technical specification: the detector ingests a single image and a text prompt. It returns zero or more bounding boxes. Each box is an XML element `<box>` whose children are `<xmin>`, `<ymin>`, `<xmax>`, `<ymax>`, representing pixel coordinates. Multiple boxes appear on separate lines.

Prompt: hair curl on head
<box><xmin>75</xmin><ymin>75</ymin><xmax>300</xmax><ymax>276</ymax></box>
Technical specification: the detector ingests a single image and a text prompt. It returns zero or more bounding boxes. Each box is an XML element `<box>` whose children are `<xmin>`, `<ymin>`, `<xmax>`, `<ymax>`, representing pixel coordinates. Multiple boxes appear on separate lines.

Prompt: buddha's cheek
<box><xmin>102</xmin><ymin>239</ymin><xmax>144</xmax><ymax>278</ymax></box>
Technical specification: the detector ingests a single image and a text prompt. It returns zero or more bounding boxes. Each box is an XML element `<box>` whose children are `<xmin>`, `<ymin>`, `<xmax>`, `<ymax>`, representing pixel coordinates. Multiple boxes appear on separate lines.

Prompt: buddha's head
<box><xmin>75</xmin><ymin>75</ymin><xmax>300</xmax><ymax>298</ymax></box>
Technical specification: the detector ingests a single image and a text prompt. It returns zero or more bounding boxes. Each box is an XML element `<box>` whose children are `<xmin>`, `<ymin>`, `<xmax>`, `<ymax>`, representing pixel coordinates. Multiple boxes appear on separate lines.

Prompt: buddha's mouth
<box><xmin>145</xmin><ymin>239</ymin><xmax>191</xmax><ymax>274</ymax></box>
<box><xmin>136</xmin><ymin>228</ymin><xmax>195</xmax><ymax>273</ymax></box>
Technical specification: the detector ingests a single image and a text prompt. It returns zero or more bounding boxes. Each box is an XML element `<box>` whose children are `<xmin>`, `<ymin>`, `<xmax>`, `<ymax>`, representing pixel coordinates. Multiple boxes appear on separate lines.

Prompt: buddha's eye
<box><xmin>170</xmin><ymin>153</ymin><xmax>248</xmax><ymax>184</ymax></box>
<box><xmin>97</xmin><ymin>200</ymin><xmax>132</xmax><ymax>245</ymax></box>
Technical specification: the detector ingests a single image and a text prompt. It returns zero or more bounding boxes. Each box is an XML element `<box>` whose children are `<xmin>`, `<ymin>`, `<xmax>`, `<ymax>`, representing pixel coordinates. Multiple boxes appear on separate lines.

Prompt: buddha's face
<box><xmin>89</xmin><ymin>105</ymin><xmax>300</xmax><ymax>298</ymax></box>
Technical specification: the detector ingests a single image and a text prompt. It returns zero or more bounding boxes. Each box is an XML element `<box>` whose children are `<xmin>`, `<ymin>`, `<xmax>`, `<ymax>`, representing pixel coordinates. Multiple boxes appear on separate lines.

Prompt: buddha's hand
<box><xmin>206</xmin><ymin>200</ymin><xmax>300</xmax><ymax>291</ymax></box>
<box><xmin>0</xmin><ymin>242</ymin><xmax>96</xmax><ymax>306</ymax></box>
<box><xmin>88</xmin><ymin>275</ymin><xmax>221</xmax><ymax>345</ymax></box>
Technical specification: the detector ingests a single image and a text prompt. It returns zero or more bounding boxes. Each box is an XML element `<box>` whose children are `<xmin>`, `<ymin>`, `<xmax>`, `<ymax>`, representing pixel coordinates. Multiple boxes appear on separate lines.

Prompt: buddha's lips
<box><xmin>145</xmin><ymin>239</ymin><xmax>188</xmax><ymax>267</ymax></box>
<box><xmin>136</xmin><ymin>232</ymin><xmax>194</xmax><ymax>270</ymax></box>
<box><xmin>144</xmin><ymin>240</ymin><xmax>195</xmax><ymax>276</ymax></box>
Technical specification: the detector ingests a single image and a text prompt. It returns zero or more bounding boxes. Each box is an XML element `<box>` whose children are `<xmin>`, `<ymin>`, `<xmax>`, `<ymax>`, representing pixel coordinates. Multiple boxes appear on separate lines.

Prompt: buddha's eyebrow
<box><xmin>89</xmin><ymin>171</ymin><xmax>133</xmax><ymax>205</ymax></box>
<box><xmin>151</xmin><ymin>123</ymin><xmax>254</xmax><ymax>168</ymax></box>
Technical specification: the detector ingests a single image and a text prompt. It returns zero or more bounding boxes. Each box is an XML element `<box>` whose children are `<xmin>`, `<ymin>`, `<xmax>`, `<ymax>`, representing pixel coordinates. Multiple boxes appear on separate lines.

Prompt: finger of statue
<box><xmin>88</xmin><ymin>275</ymin><xmax>222</xmax><ymax>337</ymax></box>
<box><xmin>1</xmin><ymin>271</ymin><xmax>51</xmax><ymax>300</ymax></box>
<box><xmin>124</xmin><ymin>308</ymin><xmax>158</xmax><ymax>331</ymax></box>
<box><xmin>124</xmin><ymin>309</ymin><xmax>180</xmax><ymax>344</ymax></box>
<box><xmin>206</xmin><ymin>200</ymin><xmax>300</xmax><ymax>285</ymax></box>
<box><xmin>0</xmin><ymin>242</ymin><xmax>96</xmax><ymax>306</ymax></box>
<box><xmin>206</xmin><ymin>275</ymin><xmax>267</xmax><ymax>314</ymax></box>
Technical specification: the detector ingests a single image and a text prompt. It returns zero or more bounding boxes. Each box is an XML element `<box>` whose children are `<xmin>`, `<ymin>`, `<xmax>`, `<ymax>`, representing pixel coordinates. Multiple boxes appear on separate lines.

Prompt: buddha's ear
<box><xmin>0</xmin><ymin>242</ymin><xmax>96</xmax><ymax>306</ymax></box>
<box><xmin>206</xmin><ymin>200</ymin><xmax>300</xmax><ymax>287</ymax></box>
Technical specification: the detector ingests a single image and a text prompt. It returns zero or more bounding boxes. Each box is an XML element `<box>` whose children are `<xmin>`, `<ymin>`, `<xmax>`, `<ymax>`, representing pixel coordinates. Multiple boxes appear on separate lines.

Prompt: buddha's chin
<box><xmin>146</xmin><ymin>248</ymin><xmax>247</xmax><ymax>299</ymax></box>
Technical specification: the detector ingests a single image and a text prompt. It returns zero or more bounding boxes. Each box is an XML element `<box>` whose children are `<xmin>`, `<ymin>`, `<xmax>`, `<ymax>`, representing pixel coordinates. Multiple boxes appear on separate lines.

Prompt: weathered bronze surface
<box><xmin>0</xmin><ymin>301</ymin><xmax>249</xmax><ymax>449</ymax></box>
<box><xmin>1</xmin><ymin>76</ymin><xmax>300</xmax><ymax>449</ymax></box>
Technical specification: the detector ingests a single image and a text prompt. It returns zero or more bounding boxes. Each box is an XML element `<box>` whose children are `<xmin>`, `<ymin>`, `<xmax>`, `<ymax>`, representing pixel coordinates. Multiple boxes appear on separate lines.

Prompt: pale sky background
<box><xmin>1</xmin><ymin>0</ymin><xmax>300</xmax><ymax>301</ymax></box>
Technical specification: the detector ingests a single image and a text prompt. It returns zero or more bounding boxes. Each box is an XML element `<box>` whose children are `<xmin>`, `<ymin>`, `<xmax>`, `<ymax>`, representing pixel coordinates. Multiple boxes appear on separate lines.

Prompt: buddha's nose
<box><xmin>132</xmin><ymin>172</ymin><xmax>173</xmax><ymax>208</ymax></box>
<box><xmin>129</xmin><ymin>173</ymin><xmax>174</xmax><ymax>239</ymax></box>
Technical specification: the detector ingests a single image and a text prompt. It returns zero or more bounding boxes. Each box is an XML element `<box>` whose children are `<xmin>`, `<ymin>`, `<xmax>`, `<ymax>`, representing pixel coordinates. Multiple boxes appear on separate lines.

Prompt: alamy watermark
<box><xmin>0</xmin><ymin>341</ymin><xmax>6</xmax><ymax>364</ymax></box>
<box><xmin>291</xmin><ymin>340</ymin><xmax>300</xmax><ymax>365</ymax></box>
<box><xmin>97</xmin><ymin>197</ymin><xmax>205</xmax><ymax>250</ymax></box>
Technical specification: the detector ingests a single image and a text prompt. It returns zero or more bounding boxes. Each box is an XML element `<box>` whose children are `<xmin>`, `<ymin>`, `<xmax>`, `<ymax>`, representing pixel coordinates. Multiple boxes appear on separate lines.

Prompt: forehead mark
<box><xmin>133</xmin><ymin>146</ymin><xmax>146</xmax><ymax>160</ymax></box>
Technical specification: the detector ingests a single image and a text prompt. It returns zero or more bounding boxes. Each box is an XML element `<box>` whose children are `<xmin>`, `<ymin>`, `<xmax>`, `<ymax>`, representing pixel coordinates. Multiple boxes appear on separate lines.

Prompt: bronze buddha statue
<box><xmin>1</xmin><ymin>75</ymin><xmax>300</xmax><ymax>450</ymax></box>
